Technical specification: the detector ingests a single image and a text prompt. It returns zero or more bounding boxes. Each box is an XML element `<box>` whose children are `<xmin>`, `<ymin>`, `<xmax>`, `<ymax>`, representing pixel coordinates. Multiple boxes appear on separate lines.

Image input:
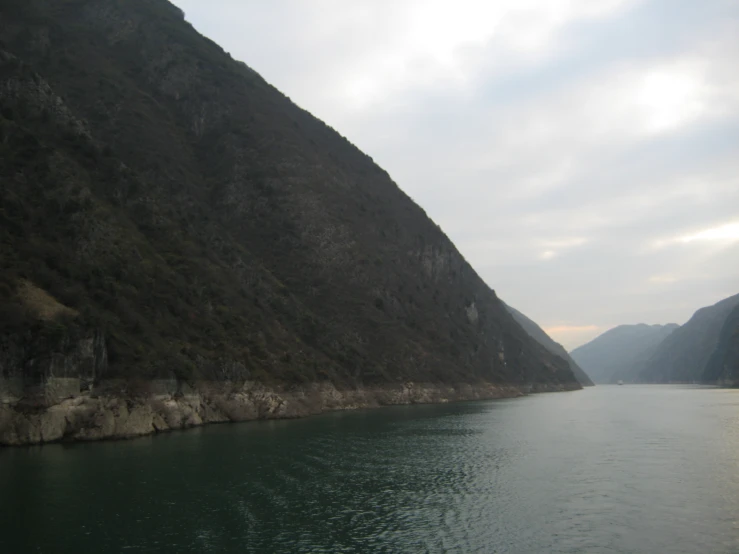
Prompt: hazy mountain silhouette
<box><xmin>703</xmin><ymin>303</ymin><xmax>739</xmax><ymax>385</ymax></box>
<box><xmin>570</xmin><ymin>324</ymin><xmax>678</xmax><ymax>384</ymax></box>
<box><xmin>638</xmin><ymin>293</ymin><xmax>739</xmax><ymax>383</ymax></box>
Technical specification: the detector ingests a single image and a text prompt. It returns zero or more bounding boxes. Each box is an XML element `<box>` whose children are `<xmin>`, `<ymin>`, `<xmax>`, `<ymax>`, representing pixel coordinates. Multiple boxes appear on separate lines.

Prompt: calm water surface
<box><xmin>1</xmin><ymin>385</ymin><xmax>738</xmax><ymax>553</ymax></box>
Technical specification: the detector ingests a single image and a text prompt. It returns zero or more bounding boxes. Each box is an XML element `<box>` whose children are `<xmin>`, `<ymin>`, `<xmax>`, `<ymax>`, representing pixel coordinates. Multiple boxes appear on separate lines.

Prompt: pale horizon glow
<box><xmin>545</xmin><ymin>325</ymin><xmax>602</xmax><ymax>347</ymax></box>
<box><xmin>173</xmin><ymin>0</ymin><xmax>739</xmax><ymax>350</ymax></box>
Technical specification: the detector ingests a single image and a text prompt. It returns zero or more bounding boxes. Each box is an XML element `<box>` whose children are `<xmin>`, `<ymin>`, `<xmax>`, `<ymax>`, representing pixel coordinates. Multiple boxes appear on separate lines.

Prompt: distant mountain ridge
<box><xmin>703</xmin><ymin>303</ymin><xmax>739</xmax><ymax>385</ymax></box>
<box><xmin>570</xmin><ymin>293</ymin><xmax>739</xmax><ymax>385</ymax></box>
<box><xmin>504</xmin><ymin>303</ymin><xmax>594</xmax><ymax>386</ymax></box>
<box><xmin>638</xmin><ymin>293</ymin><xmax>739</xmax><ymax>384</ymax></box>
<box><xmin>570</xmin><ymin>324</ymin><xmax>679</xmax><ymax>384</ymax></box>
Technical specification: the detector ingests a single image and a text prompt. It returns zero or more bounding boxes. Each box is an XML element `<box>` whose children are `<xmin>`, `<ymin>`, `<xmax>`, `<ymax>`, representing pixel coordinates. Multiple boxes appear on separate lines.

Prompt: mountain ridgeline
<box><xmin>504</xmin><ymin>303</ymin><xmax>594</xmax><ymax>386</ymax></box>
<box><xmin>570</xmin><ymin>324</ymin><xmax>678</xmax><ymax>384</ymax></box>
<box><xmin>570</xmin><ymin>293</ymin><xmax>739</xmax><ymax>385</ymax></box>
<box><xmin>0</xmin><ymin>0</ymin><xmax>580</xmax><ymax>444</ymax></box>
<box><xmin>637</xmin><ymin>293</ymin><xmax>739</xmax><ymax>384</ymax></box>
<box><xmin>704</xmin><ymin>303</ymin><xmax>739</xmax><ymax>385</ymax></box>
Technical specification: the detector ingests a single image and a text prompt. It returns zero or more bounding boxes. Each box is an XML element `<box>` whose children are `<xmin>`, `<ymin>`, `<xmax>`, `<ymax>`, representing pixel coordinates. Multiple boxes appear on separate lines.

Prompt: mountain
<box><xmin>569</xmin><ymin>294</ymin><xmax>739</xmax><ymax>385</ymax></box>
<box><xmin>638</xmin><ymin>293</ymin><xmax>739</xmax><ymax>383</ymax></box>
<box><xmin>570</xmin><ymin>324</ymin><xmax>679</xmax><ymax>384</ymax></box>
<box><xmin>0</xmin><ymin>0</ymin><xmax>579</xmax><ymax>444</ymax></box>
<box><xmin>703</xmin><ymin>304</ymin><xmax>739</xmax><ymax>385</ymax></box>
<box><xmin>504</xmin><ymin>304</ymin><xmax>594</xmax><ymax>386</ymax></box>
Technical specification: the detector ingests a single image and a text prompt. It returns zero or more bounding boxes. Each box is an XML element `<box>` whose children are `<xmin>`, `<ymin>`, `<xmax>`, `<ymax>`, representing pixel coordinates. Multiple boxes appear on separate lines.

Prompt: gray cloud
<box><xmin>173</xmin><ymin>0</ymin><xmax>739</xmax><ymax>348</ymax></box>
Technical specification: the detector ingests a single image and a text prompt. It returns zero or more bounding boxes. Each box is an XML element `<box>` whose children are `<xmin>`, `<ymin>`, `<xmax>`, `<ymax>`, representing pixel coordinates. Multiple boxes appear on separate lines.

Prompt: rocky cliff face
<box><xmin>0</xmin><ymin>0</ymin><xmax>579</xmax><ymax>444</ymax></box>
<box><xmin>504</xmin><ymin>303</ymin><xmax>594</xmax><ymax>386</ymax></box>
<box><xmin>0</xmin><ymin>379</ymin><xmax>580</xmax><ymax>446</ymax></box>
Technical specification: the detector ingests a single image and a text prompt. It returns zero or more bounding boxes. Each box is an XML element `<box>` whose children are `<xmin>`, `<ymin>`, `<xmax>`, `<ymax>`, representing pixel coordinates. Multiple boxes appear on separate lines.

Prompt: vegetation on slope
<box><xmin>504</xmin><ymin>303</ymin><xmax>594</xmax><ymax>386</ymax></box>
<box><xmin>0</xmin><ymin>0</ymin><xmax>578</xmax><ymax>393</ymax></box>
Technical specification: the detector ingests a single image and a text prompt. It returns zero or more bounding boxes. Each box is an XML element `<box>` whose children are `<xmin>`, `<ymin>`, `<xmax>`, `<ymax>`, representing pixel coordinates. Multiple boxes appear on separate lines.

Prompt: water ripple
<box><xmin>1</xmin><ymin>387</ymin><xmax>739</xmax><ymax>553</ymax></box>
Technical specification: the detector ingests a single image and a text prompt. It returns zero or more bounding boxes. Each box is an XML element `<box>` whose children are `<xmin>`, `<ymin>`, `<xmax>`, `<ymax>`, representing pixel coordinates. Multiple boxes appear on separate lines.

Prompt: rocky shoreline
<box><xmin>0</xmin><ymin>380</ymin><xmax>580</xmax><ymax>446</ymax></box>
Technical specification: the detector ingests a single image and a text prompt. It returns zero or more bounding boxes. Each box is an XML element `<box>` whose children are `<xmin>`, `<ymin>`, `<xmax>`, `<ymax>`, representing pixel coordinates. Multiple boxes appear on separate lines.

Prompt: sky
<box><xmin>172</xmin><ymin>0</ymin><xmax>739</xmax><ymax>350</ymax></box>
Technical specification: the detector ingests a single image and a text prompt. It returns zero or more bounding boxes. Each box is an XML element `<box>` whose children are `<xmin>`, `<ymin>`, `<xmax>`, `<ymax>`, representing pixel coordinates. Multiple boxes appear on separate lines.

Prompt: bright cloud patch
<box><xmin>331</xmin><ymin>0</ymin><xmax>639</xmax><ymax>108</ymax></box>
<box><xmin>636</xmin><ymin>65</ymin><xmax>708</xmax><ymax>134</ymax></box>
<box><xmin>537</xmin><ymin>237</ymin><xmax>589</xmax><ymax>261</ymax></box>
<box><xmin>653</xmin><ymin>222</ymin><xmax>739</xmax><ymax>249</ymax></box>
<box><xmin>680</xmin><ymin>222</ymin><xmax>739</xmax><ymax>244</ymax></box>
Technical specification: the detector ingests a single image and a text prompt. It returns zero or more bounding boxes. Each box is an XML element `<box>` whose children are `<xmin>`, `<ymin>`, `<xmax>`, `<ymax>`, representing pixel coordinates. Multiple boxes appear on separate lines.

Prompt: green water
<box><xmin>1</xmin><ymin>386</ymin><xmax>738</xmax><ymax>553</ymax></box>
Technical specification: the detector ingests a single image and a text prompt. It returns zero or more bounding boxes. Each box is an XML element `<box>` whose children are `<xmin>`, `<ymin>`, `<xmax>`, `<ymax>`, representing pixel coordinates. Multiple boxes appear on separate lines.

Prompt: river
<box><xmin>1</xmin><ymin>385</ymin><xmax>738</xmax><ymax>553</ymax></box>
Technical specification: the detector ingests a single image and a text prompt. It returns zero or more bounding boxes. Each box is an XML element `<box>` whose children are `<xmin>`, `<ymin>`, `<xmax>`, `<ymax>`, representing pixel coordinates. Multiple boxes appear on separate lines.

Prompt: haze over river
<box><xmin>1</xmin><ymin>385</ymin><xmax>738</xmax><ymax>553</ymax></box>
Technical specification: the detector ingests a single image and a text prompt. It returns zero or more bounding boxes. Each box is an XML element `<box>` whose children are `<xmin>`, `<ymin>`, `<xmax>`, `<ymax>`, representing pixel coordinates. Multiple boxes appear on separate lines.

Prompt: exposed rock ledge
<box><xmin>0</xmin><ymin>380</ymin><xmax>580</xmax><ymax>446</ymax></box>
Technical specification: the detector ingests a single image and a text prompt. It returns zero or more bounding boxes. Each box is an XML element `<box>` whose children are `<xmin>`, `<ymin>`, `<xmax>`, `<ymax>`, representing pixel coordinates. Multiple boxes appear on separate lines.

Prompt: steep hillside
<box><xmin>0</xmin><ymin>0</ymin><xmax>578</xmax><ymax>444</ymax></box>
<box><xmin>570</xmin><ymin>324</ymin><xmax>678</xmax><ymax>384</ymax></box>
<box><xmin>504</xmin><ymin>303</ymin><xmax>594</xmax><ymax>386</ymax></box>
<box><xmin>639</xmin><ymin>294</ymin><xmax>739</xmax><ymax>383</ymax></box>
<box><xmin>703</xmin><ymin>304</ymin><xmax>739</xmax><ymax>385</ymax></box>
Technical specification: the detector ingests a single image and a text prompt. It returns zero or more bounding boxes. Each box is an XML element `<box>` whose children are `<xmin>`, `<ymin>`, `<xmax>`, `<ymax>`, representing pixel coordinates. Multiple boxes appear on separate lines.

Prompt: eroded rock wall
<box><xmin>0</xmin><ymin>380</ymin><xmax>579</xmax><ymax>446</ymax></box>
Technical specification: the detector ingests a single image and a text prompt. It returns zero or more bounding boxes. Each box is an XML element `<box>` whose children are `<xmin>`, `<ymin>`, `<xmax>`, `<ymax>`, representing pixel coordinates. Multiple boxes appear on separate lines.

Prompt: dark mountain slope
<box><xmin>703</xmin><ymin>304</ymin><xmax>739</xmax><ymax>385</ymax></box>
<box><xmin>639</xmin><ymin>293</ymin><xmax>739</xmax><ymax>383</ymax></box>
<box><xmin>570</xmin><ymin>324</ymin><xmax>678</xmax><ymax>384</ymax></box>
<box><xmin>0</xmin><ymin>0</ymin><xmax>578</xmax><ymax>443</ymax></box>
<box><xmin>504</xmin><ymin>303</ymin><xmax>594</xmax><ymax>386</ymax></box>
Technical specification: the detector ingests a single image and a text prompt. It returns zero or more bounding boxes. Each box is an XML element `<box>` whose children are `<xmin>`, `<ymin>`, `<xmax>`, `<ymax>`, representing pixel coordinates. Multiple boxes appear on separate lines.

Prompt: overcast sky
<box><xmin>172</xmin><ymin>0</ymin><xmax>739</xmax><ymax>350</ymax></box>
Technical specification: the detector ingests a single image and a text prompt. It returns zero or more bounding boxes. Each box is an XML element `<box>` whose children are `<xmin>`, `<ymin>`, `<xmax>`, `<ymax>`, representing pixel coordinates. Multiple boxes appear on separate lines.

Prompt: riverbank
<box><xmin>0</xmin><ymin>380</ymin><xmax>580</xmax><ymax>446</ymax></box>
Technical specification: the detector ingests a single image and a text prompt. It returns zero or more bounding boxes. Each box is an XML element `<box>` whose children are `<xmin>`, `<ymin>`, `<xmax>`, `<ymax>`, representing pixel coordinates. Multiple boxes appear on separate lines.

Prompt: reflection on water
<box><xmin>1</xmin><ymin>386</ymin><xmax>738</xmax><ymax>553</ymax></box>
